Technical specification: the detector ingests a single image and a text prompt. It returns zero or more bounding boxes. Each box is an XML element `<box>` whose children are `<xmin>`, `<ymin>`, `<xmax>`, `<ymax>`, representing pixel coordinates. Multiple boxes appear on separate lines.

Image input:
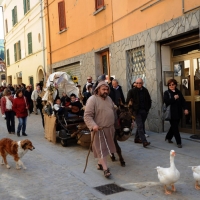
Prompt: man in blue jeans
<box><xmin>126</xmin><ymin>78</ymin><xmax>152</xmax><ymax>147</ymax></box>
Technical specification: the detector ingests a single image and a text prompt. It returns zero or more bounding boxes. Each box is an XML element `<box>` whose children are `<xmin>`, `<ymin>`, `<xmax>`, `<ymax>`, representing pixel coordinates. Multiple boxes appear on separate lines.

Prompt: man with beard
<box><xmin>84</xmin><ymin>81</ymin><xmax>116</xmax><ymax>178</ymax></box>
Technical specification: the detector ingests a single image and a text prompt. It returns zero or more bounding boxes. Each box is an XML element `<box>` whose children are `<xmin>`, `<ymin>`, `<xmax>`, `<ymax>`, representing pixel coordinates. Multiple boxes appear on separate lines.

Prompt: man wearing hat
<box><xmin>84</xmin><ymin>81</ymin><xmax>116</xmax><ymax>178</ymax></box>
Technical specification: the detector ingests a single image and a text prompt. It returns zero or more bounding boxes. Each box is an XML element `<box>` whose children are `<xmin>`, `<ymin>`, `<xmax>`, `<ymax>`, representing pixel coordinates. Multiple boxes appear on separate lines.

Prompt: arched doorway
<box><xmin>37</xmin><ymin>67</ymin><xmax>45</xmax><ymax>90</ymax></box>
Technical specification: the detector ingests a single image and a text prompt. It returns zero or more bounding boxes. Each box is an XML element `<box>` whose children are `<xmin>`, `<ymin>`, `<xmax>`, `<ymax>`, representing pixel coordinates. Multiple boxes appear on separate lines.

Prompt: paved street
<box><xmin>0</xmin><ymin>113</ymin><xmax>200</xmax><ymax>200</ymax></box>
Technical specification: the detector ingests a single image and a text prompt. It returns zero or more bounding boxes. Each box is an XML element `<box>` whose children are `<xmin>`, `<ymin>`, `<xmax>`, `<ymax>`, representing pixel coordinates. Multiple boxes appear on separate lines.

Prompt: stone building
<box><xmin>2</xmin><ymin>0</ymin><xmax>46</xmax><ymax>87</ymax></box>
<box><xmin>44</xmin><ymin>0</ymin><xmax>200</xmax><ymax>134</ymax></box>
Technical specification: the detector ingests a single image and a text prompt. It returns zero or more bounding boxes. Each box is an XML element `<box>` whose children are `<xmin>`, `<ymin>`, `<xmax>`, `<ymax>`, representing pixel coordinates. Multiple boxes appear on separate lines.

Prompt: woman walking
<box><xmin>164</xmin><ymin>79</ymin><xmax>189</xmax><ymax>148</ymax></box>
<box><xmin>1</xmin><ymin>89</ymin><xmax>15</xmax><ymax>134</ymax></box>
<box><xmin>12</xmin><ymin>89</ymin><xmax>29</xmax><ymax>137</ymax></box>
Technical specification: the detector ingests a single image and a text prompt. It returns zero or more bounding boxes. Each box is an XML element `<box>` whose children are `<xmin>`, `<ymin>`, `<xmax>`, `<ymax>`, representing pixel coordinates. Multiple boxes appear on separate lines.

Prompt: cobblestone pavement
<box><xmin>0</xmin><ymin>114</ymin><xmax>200</xmax><ymax>200</ymax></box>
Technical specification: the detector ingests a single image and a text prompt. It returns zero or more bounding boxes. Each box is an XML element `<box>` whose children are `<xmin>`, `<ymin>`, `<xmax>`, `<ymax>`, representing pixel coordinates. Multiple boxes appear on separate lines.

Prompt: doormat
<box><xmin>190</xmin><ymin>135</ymin><xmax>200</xmax><ymax>140</ymax></box>
<box><xmin>94</xmin><ymin>183</ymin><xmax>127</xmax><ymax>195</ymax></box>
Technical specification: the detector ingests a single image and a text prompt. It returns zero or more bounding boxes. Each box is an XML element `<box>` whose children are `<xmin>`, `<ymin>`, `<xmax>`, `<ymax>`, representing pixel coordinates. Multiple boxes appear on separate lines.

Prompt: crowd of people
<box><xmin>0</xmin><ymin>82</ymin><xmax>43</xmax><ymax>137</ymax></box>
<box><xmin>0</xmin><ymin>75</ymin><xmax>189</xmax><ymax>178</ymax></box>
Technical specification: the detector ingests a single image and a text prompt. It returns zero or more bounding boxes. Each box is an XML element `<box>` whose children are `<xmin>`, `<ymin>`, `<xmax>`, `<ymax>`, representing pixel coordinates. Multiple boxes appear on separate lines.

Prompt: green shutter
<box><xmin>12</xmin><ymin>9</ymin><xmax>14</xmax><ymax>26</ymax></box>
<box><xmin>14</xmin><ymin>43</ymin><xmax>17</xmax><ymax>61</ymax></box>
<box><xmin>18</xmin><ymin>40</ymin><xmax>21</xmax><ymax>59</ymax></box>
<box><xmin>14</xmin><ymin>6</ymin><xmax>18</xmax><ymax>24</ymax></box>
<box><xmin>7</xmin><ymin>49</ymin><xmax>10</xmax><ymax>65</ymax></box>
<box><xmin>28</xmin><ymin>32</ymin><xmax>32</xmax><ymax>54</ymax></box>
<box><xmin>23</xmin><ymin>0</ymin><xmax>27</xmax><ymax>14</ymax></box>
<box><xmin>27</xmin><ymin>0</ymin><xmax>30</xmax><ymax>11</ymax></box>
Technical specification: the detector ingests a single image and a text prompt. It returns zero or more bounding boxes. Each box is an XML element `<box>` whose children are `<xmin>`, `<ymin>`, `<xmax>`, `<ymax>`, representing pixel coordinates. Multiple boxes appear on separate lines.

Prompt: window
<box><xmin>12</xmin><ymin>6</ymin><xmax>18</xmax><ymax>26</ymax></box>
<box><xmin>14</xmin><ymin>41</ymin><xmax>21</xmax><ymax>62</ymax></box>
<box><xmin>23</xmin><ymin>0</ymin><xmax>30</xmax><ymax>15</ymax></box>
<box><xmin>58</xmin><ymin>1</ymin><xmax>66</xmax><ymax>31</ymax></box>
<box><xmin>95</xmin><ymin>0</ymin><xmax>104</xmax><ymax>10</ymax></box>
<box><xmin>127</xmin><ymin>46</ymin><xmax>146</xmax><ymax>88</ymax></box>
<box><xmin>5</xmin><ymin>19</ymin><xmax>8</xmax><ymax>33</ymax></box>
<box><xmin>6</xmin><ymin>49</ymin><xmax>10</xmax><ymax>65</ymax></box>
<box><xmin>27</xmin><ymin>32</ymin><xmax>32</xmax><ymax>54</ymax></box>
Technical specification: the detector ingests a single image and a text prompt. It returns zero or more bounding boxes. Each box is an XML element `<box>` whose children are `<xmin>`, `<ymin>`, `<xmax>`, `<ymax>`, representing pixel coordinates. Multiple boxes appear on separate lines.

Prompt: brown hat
<box><xmin>94</xmin><ymin>81</ymin><xmax>110</xmax><ymax>94</ymax></box>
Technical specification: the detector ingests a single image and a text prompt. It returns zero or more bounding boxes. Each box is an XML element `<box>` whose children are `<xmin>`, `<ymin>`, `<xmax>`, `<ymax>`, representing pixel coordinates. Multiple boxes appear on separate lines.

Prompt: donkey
<box><xmin>111</xmin><ymin>103</ymin><xmax>133</xmax><ymax>166</ymax></box>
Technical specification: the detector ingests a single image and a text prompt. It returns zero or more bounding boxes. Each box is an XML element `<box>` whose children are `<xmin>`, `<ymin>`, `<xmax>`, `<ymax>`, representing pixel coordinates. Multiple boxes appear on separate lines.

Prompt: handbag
<box><xmin>162</xmin><ymin>91</ymin><xmax>171</xmax><ymax>121</ymax></box>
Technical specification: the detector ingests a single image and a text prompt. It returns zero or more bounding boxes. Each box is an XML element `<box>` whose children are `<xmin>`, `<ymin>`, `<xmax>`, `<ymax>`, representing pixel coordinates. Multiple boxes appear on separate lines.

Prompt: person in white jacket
<box><xmin>31</xmin><ymin>86</ymin><xmax>41</xmax><ymax>115</ymax></box>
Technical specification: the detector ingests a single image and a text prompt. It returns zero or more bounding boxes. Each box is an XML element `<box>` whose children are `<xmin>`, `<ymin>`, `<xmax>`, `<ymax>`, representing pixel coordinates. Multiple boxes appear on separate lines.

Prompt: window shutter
<box><xmin>58</xmin><ymin>1</ymin><xmax>66</xmax><ymax>31</ymax></box>
<box><xmin>14</xmin><ymin>43</ymin><xmax>17</xmax><ymax>61</ymax></box>
<box><xmin>27</xmin><ymin>0</ymin><xmax>30</xmax><ymax>11</ymax></box>
<box><xmin>12</xmin><ymin>9</ymin><xmax>14</xmax><ymax>26</ymax></box>
<box><xmin>23</xmin><ymin>0</ymin><xmax>27</xmax><ymax>14</ymax></box>
<box><xmin>28</xmin><ymin>32</ymin><xmax>32</xmax><ymax>54</ymax></box>
<box><xmin>7</xmin><ymin>49</ymin><xmax>10</xmax><ymax>65</ymax></box>
<box><xmin>5</xmin><ymin>19</ymin><xmax>8</xmax><ymax>33</ymax></box>
<box><xmin>18</xmin><ymin>41</ymin><xmax>21</xmax><ymax>60</ymax></box>
<box><xmin>14</xmin><ymin>6</ymin><xmax>18</xmax><ymax>24</ymax></box>
<box><xmin>96</xmin><ymin>0</ymin><xmax>104</xmax><ymax>10</ymax></box>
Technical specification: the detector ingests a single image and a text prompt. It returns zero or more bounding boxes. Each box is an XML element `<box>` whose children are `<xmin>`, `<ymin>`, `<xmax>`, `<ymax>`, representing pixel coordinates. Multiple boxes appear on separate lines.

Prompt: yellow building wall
<box><xmin>45</xmin><ymin>0</ymin><xmax>200</xmax><ymax>65</ymax></box>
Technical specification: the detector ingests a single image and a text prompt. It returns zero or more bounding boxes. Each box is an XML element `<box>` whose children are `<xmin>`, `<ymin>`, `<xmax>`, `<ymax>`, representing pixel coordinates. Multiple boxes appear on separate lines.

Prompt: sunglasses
<box><xmin>87</xmin><ymin>79</ymin><xmax>91</xmax><ymax>80</ymax></box>
<box><xmin>168</xmin><ymin>84</ymin><xmax>175</xmax><ymax>86</ymax></box>
<box><xmin>136</xmin><ymin>82</ymin><xmax>142</xmax><ymax>84</ymax></box>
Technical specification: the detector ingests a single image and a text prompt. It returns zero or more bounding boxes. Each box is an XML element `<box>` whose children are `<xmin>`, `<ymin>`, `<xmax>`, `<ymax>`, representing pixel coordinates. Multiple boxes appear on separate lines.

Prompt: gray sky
<box><xmin>0</xmin><ymin>7</ymin><xmax>4</xmax><ymax>39</ymax></box>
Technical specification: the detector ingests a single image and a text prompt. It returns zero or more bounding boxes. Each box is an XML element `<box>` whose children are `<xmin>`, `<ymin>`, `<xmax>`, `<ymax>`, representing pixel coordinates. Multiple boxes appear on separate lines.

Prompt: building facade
<box><xmin>45</xmin><ymin>0</ymin><xmax>200</xmax><ymax>134</ymax></box>
<box><xmin>2</xmin><ymin>0</ymin><xmax>46</xmax><ymax>87</ymax></box>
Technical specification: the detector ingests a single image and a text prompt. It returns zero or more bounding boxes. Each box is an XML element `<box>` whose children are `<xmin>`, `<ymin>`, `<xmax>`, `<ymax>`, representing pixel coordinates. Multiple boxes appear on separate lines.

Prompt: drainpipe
<box><xmin>40</xmin><ymin>0</ymin><xmax>46</xmax><ymax>81</ymax></box>
<box><xmin>45</xmin><ymin>0</ymin><xmax>52</xmax><ymax>74</ymax></box>
<box><xmin>182</xmin><ymin>0</ymin><xmax>184</xmax><ymax>14</ymax></box>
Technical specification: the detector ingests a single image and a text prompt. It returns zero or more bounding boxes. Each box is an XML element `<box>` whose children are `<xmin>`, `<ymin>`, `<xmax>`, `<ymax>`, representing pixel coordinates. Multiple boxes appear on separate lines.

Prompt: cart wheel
<box><xmin>61</xmin><ymin>139</ymin><xmax>67</xmax><ymax>147</ymax></box>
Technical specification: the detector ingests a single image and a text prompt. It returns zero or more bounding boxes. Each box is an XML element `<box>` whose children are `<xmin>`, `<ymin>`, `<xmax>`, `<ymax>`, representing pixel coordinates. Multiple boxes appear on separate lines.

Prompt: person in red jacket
<box><xmin>12</xmin><ymin>89</ymin><xmax>29</xmax><ymax>137</ymax></box>
<box><xmin>1</xmin><ymin>89</ymin><xmax>15</xmax><ymax>134</ymax></box>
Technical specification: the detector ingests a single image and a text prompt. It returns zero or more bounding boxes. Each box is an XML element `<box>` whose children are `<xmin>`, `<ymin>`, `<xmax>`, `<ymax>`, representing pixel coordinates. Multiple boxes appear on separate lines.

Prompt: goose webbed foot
<box><xmin>195</xmin><ymin>181</ymin><xmax>200</xmax><ymax>190</ymax></box>
<box><xmin>164</xmin><ymin>185</ymin><xmax>172</xmax><ymax>195</ymax></box>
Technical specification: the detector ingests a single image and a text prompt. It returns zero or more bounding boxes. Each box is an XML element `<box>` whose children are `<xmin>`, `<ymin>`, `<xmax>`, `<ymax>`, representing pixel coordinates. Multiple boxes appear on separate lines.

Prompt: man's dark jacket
<box><xmin>109</xmin><ymin>85</ymin><xmax>125</xmax><ymax>105</ymax></box>
<box><xmin>126</xmin><ymin>87</ymin><xmax>152</xmax><ymax>112</ymax></box>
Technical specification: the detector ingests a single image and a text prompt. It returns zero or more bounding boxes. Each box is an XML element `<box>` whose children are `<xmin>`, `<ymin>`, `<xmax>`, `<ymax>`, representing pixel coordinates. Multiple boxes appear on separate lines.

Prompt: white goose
<box><xmin>156</xmin><ymin>150</ymin><xmax>180</xmax><ymax>195</ymax></box>
<box><xmin>189</xmin><ymin>165</ymin><xmax>200</xmax><ymax>190</ymax></box>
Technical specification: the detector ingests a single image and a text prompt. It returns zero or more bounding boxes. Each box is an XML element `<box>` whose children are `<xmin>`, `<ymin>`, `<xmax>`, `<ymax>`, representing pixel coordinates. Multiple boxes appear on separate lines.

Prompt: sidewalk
<box><xmin>0</xmin><ymin>114</ymin><xmax>199</xmax><ymax>200</ymax></box>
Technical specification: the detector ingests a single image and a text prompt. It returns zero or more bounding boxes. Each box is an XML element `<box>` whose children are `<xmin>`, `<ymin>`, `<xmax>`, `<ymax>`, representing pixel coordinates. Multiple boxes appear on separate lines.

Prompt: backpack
<box><xmin>5</xmin><ymin>96</ymin><xmax>12</xmax><ymax>110</ymax></box>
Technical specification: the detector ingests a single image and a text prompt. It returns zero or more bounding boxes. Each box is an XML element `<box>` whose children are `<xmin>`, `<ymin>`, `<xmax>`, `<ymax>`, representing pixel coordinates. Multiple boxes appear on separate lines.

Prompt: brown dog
<box><xmin>0</xmin><ymin>138</ymin><xmax>35</xmax><ymax>169</ymax></box>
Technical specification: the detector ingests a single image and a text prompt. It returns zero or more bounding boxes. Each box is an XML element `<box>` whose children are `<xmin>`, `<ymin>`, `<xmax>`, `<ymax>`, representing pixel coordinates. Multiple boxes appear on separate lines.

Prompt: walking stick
<box><xmin>83</xmin><ymin>127</ymin><xmax>102</xmax><ymax>173</ymax></box>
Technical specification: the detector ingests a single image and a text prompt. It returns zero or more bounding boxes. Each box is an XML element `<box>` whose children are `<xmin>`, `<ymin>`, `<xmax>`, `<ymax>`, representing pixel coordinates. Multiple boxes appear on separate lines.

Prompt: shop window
<box><xmin>23</xmin><ymin>0</ymin><xmax>30</xmax><ymax>15</ymax></box>
<box><xmin>12</xmin><ymin>6</ymin><xmax>18</xmax><ymax>26</ymax></box>
<box><xmin>6</xmin><ymin>49</ymin><xmax>10</xmax><ymax>66</ymax></box>
<box><xmin>127</xmin><ymin>46</ymin><xmax>146</xmax><ymax>88</ymax></box>
<box><xmin>58</xmin><ymin>1</ymin><xmax>67</xmax><ymax>31</ymax></box>
<box><xmin>27</xmin><ymin>32</ymin><xmax>32</xmax><ymax>54</ymax></box>
<box><xmin>14</xmin><ymin>41</ymin><xmax>21</xmax><ymax>62</ymax></box>
<box><xmin>95</xmin><ymin>0</ymin><xmax>104</xmax><ymax>10</ymax></box>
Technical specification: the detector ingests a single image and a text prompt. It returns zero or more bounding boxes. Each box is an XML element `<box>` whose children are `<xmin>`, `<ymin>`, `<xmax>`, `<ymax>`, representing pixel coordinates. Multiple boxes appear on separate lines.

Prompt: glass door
<box><xmin>193</xmin><ymin>58</ymin><xmax>200</xmax><ymax>133</ymax></box>
<box><xmin>172</xmin><ymin>53</ymin><xmax>200</xmax><ymax>134</ymax></box>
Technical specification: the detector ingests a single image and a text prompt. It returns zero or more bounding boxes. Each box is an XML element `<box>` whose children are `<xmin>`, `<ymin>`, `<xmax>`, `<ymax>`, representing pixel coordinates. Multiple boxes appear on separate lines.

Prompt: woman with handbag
<box><xmin>1</xmin><ymin>89</ymin><xmax>15</xmax><ymax>134</ymax></box>
<box><xmin>164</xmin><ymin>79</ymin><xmax>189</xmax><ymax>148</ymax></box>
<box><xmin>12</xmin><ymin>89</ymin><xmax>29</xmax><ymax>137</ymax></box>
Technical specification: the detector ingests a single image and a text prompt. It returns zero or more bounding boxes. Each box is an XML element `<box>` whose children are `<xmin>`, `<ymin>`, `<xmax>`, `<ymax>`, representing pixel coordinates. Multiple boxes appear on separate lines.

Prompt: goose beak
<box><xmin>172</xmin><ymin>152</ymin><xmax>176</xmax><ymax>156</ymax></box>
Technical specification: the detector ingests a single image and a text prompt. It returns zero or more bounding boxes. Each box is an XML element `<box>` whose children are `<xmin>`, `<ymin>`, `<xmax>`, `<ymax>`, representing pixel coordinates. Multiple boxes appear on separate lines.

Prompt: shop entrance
<box><xmin>172</xmin><ymin>43</ymin><xmax>200</xmax><ymax>134</ymax></box>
